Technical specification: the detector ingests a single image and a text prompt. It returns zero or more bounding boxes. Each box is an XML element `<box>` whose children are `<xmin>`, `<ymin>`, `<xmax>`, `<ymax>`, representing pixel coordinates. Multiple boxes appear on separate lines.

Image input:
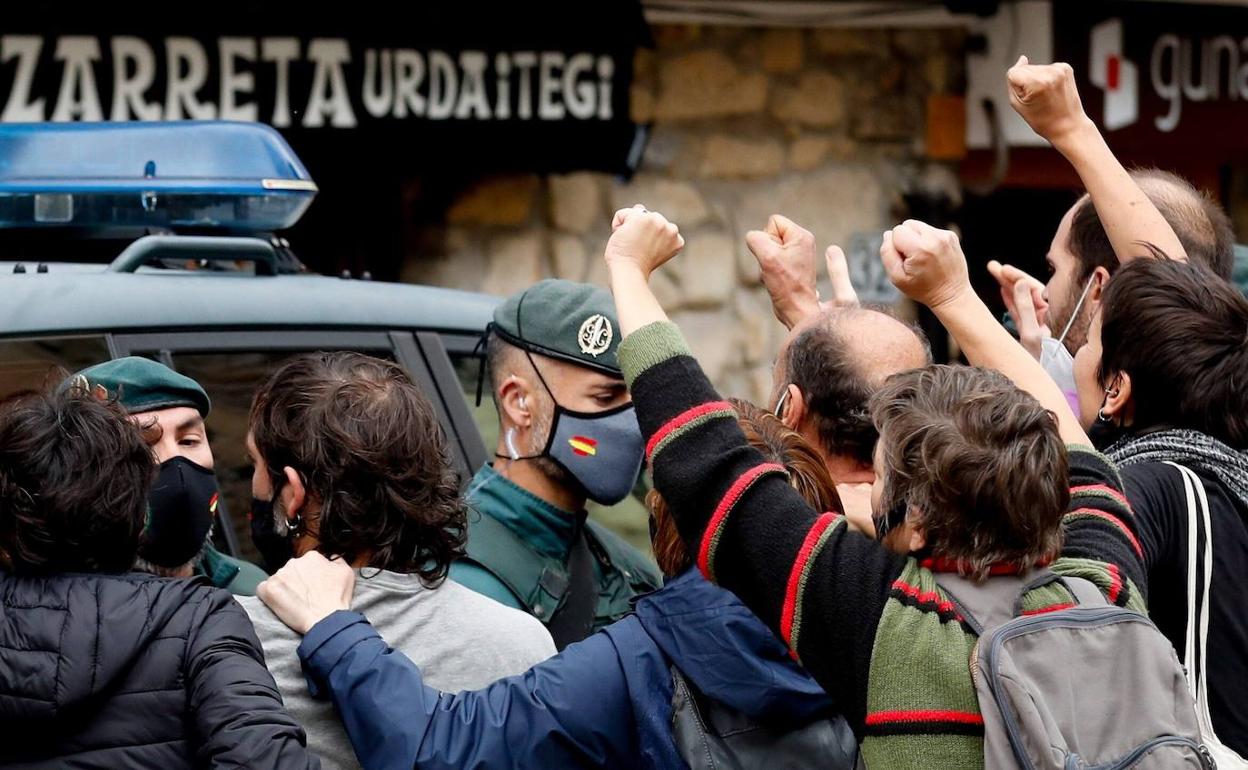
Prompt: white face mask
<box><xmin>1040</xmin><ymin>275</ymin><xmax>1094</xmax><ymax>403</ymax></box>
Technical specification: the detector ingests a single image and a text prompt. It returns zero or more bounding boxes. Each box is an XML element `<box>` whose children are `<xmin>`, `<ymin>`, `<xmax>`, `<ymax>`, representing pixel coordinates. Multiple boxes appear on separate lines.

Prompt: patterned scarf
<box><xmin>1105</xmin><ymin>429</ymin><xmax>1248</xmax><ymax>511</ymax></box>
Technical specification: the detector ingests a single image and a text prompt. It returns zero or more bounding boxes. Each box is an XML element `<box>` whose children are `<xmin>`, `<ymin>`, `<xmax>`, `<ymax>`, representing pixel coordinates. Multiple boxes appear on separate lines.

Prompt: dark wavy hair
<box><xmin>250</xmin><ymin>352</ymin><xmax>466</xmax><ymax>583</ymax></box>
<box><xmin>648</xmin><ymin>399</ymin><xmax>843</xmax><ymax>577</ymax></box>
<box><xmin>1099</xmin><ymin>258</ymin><xmax>1248</xmax><ymax>448</ymax></box>
<box><xmin>870</xmin><ymin>365</ymin><xmax>1068</xmax><ymax>581</ymax></box>
<box><xmin>0</xmin><ymin>386</ymin><xmax>153</xmax><ymax>574</ymax></box>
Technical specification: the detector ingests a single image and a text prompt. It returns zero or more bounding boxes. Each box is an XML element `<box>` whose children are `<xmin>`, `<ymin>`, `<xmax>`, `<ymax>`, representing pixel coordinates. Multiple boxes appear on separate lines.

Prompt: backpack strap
<box><xmin>935</xmin><ymin>571</ymin><xmax>1036</xmax><ymax>637</ymax></box>
<box><xmin>1062</xmin><ymin>576</ymin><xmax>1108</xmax><ymax>608</ymax></box>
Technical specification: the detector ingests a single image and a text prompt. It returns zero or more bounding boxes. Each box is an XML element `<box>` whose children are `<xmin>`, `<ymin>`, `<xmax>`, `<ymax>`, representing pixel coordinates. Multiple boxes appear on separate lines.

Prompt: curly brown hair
<box><xmin>648</xmin><ymin>398</ymin><xmax>843</xmax><ymax>577</ymax></box>
<box><xmin>0</xmin><ymin>386</ymin><xmax>153</xmax><ymax>574</ymax></box>
<box><xmin>870</xmin><ymin>365</ymin><xmax>1068</xmax><ymax>581</ymax></box>
<box><xmin>250</xmin><ymin>352</ymin><xmax>466</xmax><ymax>583</ymax></box>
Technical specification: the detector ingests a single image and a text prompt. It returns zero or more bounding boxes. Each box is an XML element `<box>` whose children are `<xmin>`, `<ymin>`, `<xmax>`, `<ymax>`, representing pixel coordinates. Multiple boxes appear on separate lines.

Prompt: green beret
<box><xmin>69</xmin><ymin>357</ymin><xmax>211</xmax><ymax>417</ymax></box>
<box><xmin>492</xmin><ymin>279</ymin><xmax>623</xmax><ymax>376</ymax></box>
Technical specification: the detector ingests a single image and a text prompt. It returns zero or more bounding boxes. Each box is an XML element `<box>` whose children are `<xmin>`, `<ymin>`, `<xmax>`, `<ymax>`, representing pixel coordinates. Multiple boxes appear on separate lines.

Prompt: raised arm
<box><xmin>880</xmin><ymin>220</ymin><xmax>1089</xmax><ymax>446</ymax></box>
<box><xmin>1008</xmin><ymin>56</ymin><xmax>1187</xmax><ymax>263</ymax></box>
<box><xmin>604</xmin><ymin>206</ymin><xmax>906</xmax><ymax>733</ymax></box>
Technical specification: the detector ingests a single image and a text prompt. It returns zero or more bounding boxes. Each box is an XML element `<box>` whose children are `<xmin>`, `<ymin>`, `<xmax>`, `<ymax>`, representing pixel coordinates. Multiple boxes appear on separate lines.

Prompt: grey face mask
<box><xmin>1040</xmin><ymin>275</ymin><xmax>1094</xmax><ymax>399</ymax></box>
<box><xmin>497</xmin><ymin>350</ymin><xmax>645</xmax><ymax>506</ymax></box>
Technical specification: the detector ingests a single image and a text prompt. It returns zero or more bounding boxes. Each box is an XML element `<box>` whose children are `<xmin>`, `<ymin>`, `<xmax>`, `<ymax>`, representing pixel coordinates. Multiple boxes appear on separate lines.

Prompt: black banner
<box><xmin>0</xmin><ymin>5</ymin><xmax>646</xmax><ymax>176</ymax></box>
<box><xmin>1054</xmin><ymin>1</ymin><xmax>1248</xmax><ymax>162</ymax></box>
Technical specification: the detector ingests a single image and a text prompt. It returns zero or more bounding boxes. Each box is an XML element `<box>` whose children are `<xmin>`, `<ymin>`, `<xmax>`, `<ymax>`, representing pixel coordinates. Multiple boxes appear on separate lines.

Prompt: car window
<box><xmin>171</xmin><ymin>350</ymin><xmax>400</xmax><ymax>567</ymax></box>
<box><xmin>450</xmin><ymin>354</ymin><xmax>654</xmax><ymax>558</ymax></box>
<box><xmin>0</xmin><ymin>336</ymin><xmax>111</xmax><ymax>402</ymax></box>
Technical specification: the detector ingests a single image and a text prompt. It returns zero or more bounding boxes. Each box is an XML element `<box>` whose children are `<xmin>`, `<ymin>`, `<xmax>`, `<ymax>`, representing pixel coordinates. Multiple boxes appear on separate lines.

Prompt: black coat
<box><xmin>0</xmin><ymin>570</ymin><xmax>319</xmax><ymax>769</ymax></box>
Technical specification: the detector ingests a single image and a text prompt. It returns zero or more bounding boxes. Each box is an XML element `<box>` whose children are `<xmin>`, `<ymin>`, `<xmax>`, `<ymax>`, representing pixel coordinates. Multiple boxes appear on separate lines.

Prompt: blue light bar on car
<box><xmin>0</xmin><ymin>122</ymin><xmax>317</xmax><ymax>231</ymax></box>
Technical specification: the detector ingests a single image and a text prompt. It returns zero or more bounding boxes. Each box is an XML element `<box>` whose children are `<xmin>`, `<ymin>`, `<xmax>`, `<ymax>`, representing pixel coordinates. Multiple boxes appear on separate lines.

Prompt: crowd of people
<box><xmin>1</xmin><ymin>57</ymin><xmax>1246</xmax><ymax>770</ymax></box>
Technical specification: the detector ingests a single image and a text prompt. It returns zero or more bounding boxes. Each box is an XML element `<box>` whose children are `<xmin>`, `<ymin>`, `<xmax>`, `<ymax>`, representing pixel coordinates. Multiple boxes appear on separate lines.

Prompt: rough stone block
<box><xmin>611</xmin><ymin>176</ymin><xmax>710</xmax><ymax>228</ymax></box>
<box><xmin>672</xmin><ymin>309</ymin><xmax>740</xmax><ymax>382</ymax></box>
<box><xmin>700</xmin><ymin>136</ymin><xmax>785</xmax><ymax>179</ymax></box>
<box><xmin>678</xmin><ymin>232</ymin><xmax>737</xmax><ymax>307</ymax></box>
<box><xmin>446</xmin><ymin>176</ymin><xmax>539</xmax><ymax>227</ymax></box>
<box><xmin>761</xmin><ymin>29</ymin><xmax>804</xmax><ymax>74</ymax></box>
<box><xmin>655</xmin><ymin>50</ymin><xmax>768</xmax><ymax>121</ymax></box>
<box><xmin>551</xmin><ymin>234</ymin><xmax>588</xmax><ymax>282</ymax></box>
<box><xmin>481</xmin><ymin>233</ymin><xmax>543</xmax><ymax>297</ymax></box>
<box><xmin>549</xmin><ymin>173</ymin><xmax>604</xmax><ymax>234</ymax></box>
<box><xmin>770</xmin><ymin>71</ymin><xmax>845</xmax><ymax>128</ymax></box>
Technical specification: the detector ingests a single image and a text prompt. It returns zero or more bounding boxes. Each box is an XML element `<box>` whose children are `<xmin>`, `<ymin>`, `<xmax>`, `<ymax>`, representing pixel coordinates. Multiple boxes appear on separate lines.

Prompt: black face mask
<box><xmin>140</xmin><ymin>456</ymin><xmax>217</xmax><ymax>569</ymax></box>
<box><xmin>873</xmin><ymin>498</ymin><xmax>909</xmax><ymax>541</ymax></box>
<box><xmin>249</xmin><ymin>488</ymin><xmax>293</xmax><ymax>573</ymax></box>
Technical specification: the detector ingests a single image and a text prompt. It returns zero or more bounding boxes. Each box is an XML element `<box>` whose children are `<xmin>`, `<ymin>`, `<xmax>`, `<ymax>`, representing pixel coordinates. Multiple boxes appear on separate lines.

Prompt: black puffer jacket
<box><xmin>0</xmin><ymin>570</ymin><xmax>318</xmax><ymax>769</ymax></box>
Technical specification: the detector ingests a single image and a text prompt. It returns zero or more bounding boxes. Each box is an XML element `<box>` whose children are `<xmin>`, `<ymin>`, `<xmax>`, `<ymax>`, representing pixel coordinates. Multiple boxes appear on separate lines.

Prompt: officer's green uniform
<box><xmin>197</xmin><ymin>545</ymin><xmax>268</xmax><ymax>596</ymax></box>
<box><xmin>71</xmin><ymin>357</ymin><xmax>269</xmax><ymax>596</ymax></box>
<box><xmin>450</xmin><ymin>280</ymin><xmax>661</xmax><ymax>641</ymax></box>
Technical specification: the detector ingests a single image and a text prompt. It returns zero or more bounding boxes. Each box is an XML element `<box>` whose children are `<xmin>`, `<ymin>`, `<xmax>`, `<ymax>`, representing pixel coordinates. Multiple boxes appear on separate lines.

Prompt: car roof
<box><xmin>0</xmin><ymin>263</ymin><xmax>498</xmax><ymax>340</ymax></box>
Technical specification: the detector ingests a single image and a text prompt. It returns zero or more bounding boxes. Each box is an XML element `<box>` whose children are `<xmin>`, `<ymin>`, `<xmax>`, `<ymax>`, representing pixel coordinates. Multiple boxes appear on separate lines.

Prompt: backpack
<box><xmin>1166</xmin><ymin>462</ymin><xmax>1248</xmax><ymax>768</ymax></box>
<box><xmin>936</xmin><ymin>569</ymin><xmax>1214</xmax><ymax>769</ymax></box>
<box><xmin>669</xmin><ymin>665</ymin><xmax>858</xmax><ymax>770</ymax></box>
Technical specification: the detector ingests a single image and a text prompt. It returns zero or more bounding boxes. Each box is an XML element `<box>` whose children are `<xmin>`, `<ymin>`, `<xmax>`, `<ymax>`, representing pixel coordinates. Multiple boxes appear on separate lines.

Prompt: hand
<box><xmin>1007</xmin><ymin>55</ymin><xmax>1094</xmax><ymax>147</ymax></box>
<box><xmin>836</xmin><ymin>483</ymin><xmax>875</xmax><ymax>538</ymax></box>
<box><xmin>879</xmin><ymin>220</ymin><xmax>973</xmax><ymax>311</ymax></box>
<box><xmin>604</xmin><ymin>205</ymin><xmax>685</xmax><ymax>279</ymax></box>
<box><xmin>821</xmin><ymin>244</ymin><xmax>860</xmax><ymax>310</ymax></box>
<box><xmin>987</xmin><ymin>260</ymin><xmax>1050</xmax><ymax>360</ymax></box>
<box><xmin>256</xmin><ymin>551</ymin><xmax>355</xmax><ymax>635</ymax></box>
<box><xmin>746</xmin><ymin>215</ymin><xmax>820</xmax><ymax>329</ymax></box>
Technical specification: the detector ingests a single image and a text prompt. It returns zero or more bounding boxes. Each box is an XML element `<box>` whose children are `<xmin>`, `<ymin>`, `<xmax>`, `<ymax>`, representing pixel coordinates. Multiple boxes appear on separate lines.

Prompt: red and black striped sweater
<box><xmin>619</xmin><ymin>321</ymin><xmax>1148</xmax><ymax>770</ymax></box>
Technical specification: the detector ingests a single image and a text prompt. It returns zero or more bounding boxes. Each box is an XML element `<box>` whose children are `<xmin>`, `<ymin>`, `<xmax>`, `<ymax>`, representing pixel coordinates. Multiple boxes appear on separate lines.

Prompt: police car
<box><xmin>0</xmin><ymin>121</ymin><xmax>497</xmax><ymax>563</ymax></box>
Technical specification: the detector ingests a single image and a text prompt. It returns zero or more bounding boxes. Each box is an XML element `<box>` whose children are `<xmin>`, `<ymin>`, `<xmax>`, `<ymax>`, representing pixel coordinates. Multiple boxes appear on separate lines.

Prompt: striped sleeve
<box><xmin>619</xmin><ymin>321</ymin><xmax>906</xmax><ymax>732</ymax></box>
<box><xmin>1052</xmin><ymin>445</ymin><xmax>1148</xmax><ymax>613</ymax></box>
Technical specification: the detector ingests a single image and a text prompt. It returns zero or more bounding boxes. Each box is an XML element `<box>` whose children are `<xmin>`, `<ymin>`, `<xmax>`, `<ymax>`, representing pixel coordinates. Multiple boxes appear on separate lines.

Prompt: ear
<box><xmin>781</xmin><ymin>384</ymin><xmax>806</xmax><ymax>430</ymax></box>
<box><xmin>280</xmin><ymin>466</ymin><xmax>306</xmax><ymax>521</ymax></box>
<box><xmin>1101</xmin><ymin>370</ymin><xmax>1133</xmax><ymax>422</ymax></box>
<box><xmin>497</xmin><ymin>374</ymin><xmax>534</xmax><ymax>429</ymax></box>
<box><xmin>905</xmin><ymin>510</ymin><xmax>927</xmax><ymax>553</ymax></box>
<box><xmin>1088</xmin><ymin>265</ymin><xmax>1112</xmax><ymax>302</ymax></box>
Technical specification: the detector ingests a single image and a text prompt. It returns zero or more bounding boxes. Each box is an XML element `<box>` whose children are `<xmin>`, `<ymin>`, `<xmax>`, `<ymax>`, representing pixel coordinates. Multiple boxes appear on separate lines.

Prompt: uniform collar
<box><xmin>196</xmin><ymin>545</ymin><xmax>240</xmax><ymax>589</ymax></box>
<box><xmin>467</xmin><ymin>464</ymin><xmax>585</xmax><ymax>560</ymax></box>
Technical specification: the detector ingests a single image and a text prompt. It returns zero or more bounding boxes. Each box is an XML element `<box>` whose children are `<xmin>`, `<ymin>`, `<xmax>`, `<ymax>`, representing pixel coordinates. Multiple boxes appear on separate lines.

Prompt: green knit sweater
<box><xmin>619</xmin><ymin>321</ymin><xmax>1148</xmax><ymax>770</ymax></box>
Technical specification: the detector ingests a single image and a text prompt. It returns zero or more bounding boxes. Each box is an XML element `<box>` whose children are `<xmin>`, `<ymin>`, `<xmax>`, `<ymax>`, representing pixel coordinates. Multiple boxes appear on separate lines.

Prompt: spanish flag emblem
<box><xmin>569</xmin><ymin>436</ymin><xmax>598</xmax><ymax>457</ymax></box>
<box><xmin>208</xmin><ymin>492</ymin><xmax>219</xmax><ymax>515</ymax></box>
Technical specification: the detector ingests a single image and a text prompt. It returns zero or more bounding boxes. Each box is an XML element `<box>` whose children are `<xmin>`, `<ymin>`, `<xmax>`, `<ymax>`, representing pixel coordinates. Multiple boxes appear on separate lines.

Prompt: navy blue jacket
<box><xmin>299</xmin><ymin>569</ymin><xmax>855</xmax><ymax>769</ymax></box>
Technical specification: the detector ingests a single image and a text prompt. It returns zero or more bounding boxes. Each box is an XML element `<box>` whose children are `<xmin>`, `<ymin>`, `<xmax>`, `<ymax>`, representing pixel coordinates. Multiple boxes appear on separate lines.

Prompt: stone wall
<box><xmin>401</xmin><ymin>24</ymin><xmax>967</xmax><ymax>404</ymax></box>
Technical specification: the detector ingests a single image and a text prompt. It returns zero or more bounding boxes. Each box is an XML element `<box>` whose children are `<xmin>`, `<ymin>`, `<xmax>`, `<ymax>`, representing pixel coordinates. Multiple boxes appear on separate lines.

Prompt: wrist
<box><xmin>606</xmin><ymin>259</ymin><xmax>651</xmax><ymax>283</ymax></box>
<box><xmin>928</xmin><ymin>284</ymin><xmax>982</xmax><ymax>319</ymax></box>
<box><xmin>1049</xmin><ymin>117</ymin><xmax>1100</xmax><ymax>156</ymax></box>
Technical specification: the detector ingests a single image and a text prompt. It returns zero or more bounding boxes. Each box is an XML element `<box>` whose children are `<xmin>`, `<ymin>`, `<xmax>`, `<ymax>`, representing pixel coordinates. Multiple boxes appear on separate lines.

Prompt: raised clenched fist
<box><xmin>746</xmin><ymin>215</ymin><xmax>819</xmax><ymax>329</ymax></box>
<box><xmin>604</xmin><ymin>205</ymin><xmax>685</xmax><ymax>278</ymax></box>
<box><xmin>1007</xmin><ymin>56</ymin><xmax>1093</xmax><ymax>146</ymax></box>
<box><xmin>879</xmin><ymin>220</ymin><xmax>972</xmax><ymax>311</ymax></box>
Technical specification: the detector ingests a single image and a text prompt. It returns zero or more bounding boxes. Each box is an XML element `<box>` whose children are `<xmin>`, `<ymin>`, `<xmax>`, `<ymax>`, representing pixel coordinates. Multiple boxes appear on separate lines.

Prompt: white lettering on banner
<box><xmin>455</xmin><ymin>51</ymin><xmax>490</xmax><ymax>119</ymax></box>
<box><xmin>111</xmin><ymin>37</ymin><xmax>160</xmax><ymax>120</ymax></box>
<box><xmin>1149</xmin><ymin>32</ymin><xmax>1248</xmax><ymax>132</ymax></box>
<box><xmin>494</xmin><ymin>52</ymin><xmax>512</xmax><ymax>120</ymax></box>
<box><xmin>219</xmin><ymin>37</ymin><xmax>258</xmax><ymax>121</ymax></box>
<box><xmin>165</xmin><ymin>37</ymin><xmax>216</xmax><ymax>120</ymax></box>
<box><xmin>426</xmin><ymin>50</ymin><xmax>456</xmax><ymax>120</ymax></box>
<box><xmin>261</xmin><ymin>37</ymin><xmax>299</xmax><ymax>127</ymax></box>
<box><xmin>1</xmin><ymin>36</ymin><xmax>46</xmax><ymax>121</ymax></box>
<box><xmin>363</xmin><ymin>49</ymin><xmax>393</xmax><ymax>118</ymax></box>
<box><xmin>51</xmin><ymin>37</ymin><xmax>103</xmax><ymax>122</ymax></box>
<box><xmin>512</xmin><ymin>51</ymin><xmax>537</xmax><ymax>120</ymax></box>
<box><xmin>393</xmin><ymin>50</ymin><xmax>425</xmax><ymax>118</ymax></box>
<box><xmin>539</xmin><ymin>52</ymin><xmax>565</xmax><ymax>120</ymax></box>
<box><xmin>0</xmin><ymin>35</ymin><xmax>619</xmax><ymax>126</ymax></box>
<box><xmin>303</xmin><ymin>39</ymin><xmax>356</xmax><ymax>127</ymax></box>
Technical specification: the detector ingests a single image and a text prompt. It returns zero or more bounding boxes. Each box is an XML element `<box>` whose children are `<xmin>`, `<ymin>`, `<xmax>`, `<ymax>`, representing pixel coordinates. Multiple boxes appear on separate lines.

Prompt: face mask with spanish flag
<box><xmin>540</xmin><ymin>400</ymin><xmax>646</xmax><ymax>506</ymax></box>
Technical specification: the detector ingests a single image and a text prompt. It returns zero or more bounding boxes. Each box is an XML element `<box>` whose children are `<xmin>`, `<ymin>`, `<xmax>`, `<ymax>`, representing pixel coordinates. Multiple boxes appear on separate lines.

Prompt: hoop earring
<box><xmin>1097</xmin><ymin>408</ymin><xmax>1112</xmax><ymax>424</ymax></box>
<box><xmin>286</xmin><ymin>510</ymin><xmax>304</xmax><ymax>538</ymax></box>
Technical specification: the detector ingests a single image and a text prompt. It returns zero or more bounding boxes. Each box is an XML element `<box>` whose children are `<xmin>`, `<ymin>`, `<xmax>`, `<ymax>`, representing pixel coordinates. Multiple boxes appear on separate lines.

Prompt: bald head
<box><xmin>773</xmin><ymin>307</ymin><xmax>930</xmax><ymax>469</ymax></box>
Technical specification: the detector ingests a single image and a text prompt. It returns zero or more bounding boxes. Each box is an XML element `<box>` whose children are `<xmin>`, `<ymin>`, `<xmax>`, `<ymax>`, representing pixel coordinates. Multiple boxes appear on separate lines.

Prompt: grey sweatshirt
<box><xmin>240</xmin><ymin>570</ymin><xmax>556</xmax><ymax>770</ymax></box>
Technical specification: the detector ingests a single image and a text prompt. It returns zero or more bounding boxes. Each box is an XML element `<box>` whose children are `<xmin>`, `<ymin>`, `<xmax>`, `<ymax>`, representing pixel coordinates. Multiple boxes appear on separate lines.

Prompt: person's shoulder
<box><xmin>435</xmin><ymin>578</ymin><xmax>556</xmax><ymax>655</ymax></box>
<box><xmin>586</xmin><ymin>520</ymin><xmax>662</xmax><ymax>589</ymax></box>
<box><xmin>448</xmin><ymin>560</ymin><xmax>526</xmax><ymax>609</ymax></box>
